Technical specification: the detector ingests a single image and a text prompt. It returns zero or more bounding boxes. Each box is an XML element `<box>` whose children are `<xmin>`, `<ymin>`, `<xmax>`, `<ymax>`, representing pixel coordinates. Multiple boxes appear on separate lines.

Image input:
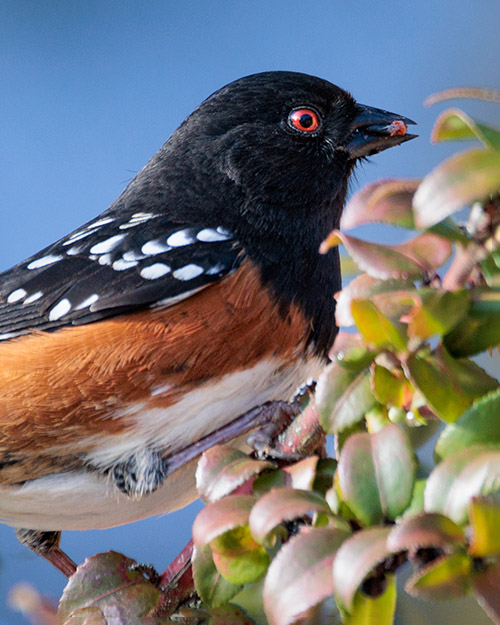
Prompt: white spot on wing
<box><xmin>141</xmin><ymin>240</ymin><xmax>171</xmax><ymax>256</ymax></box>
<box><xmin>7</xmin><ymin>288</ymin><xmax>27</xmax><ymax>303</ymax></box>
<box><xmin>27</xmin><ymin>255</ymin><xmax>62</xmax><ymax>270</ymax></box>
<box><xmin>155</xmin><ymin>287</ymin><xmax>205</xmax><ymax>308</ymax></box>
<box><xmin>88</xmin><ymin>217</ymin><xmax>115</xmax><ymax>229</ymax></box>
<box><xmin>173</xmin><ymin>264</ymin><xmax>204</xmax><ymax>281</ymax></box>
<box><xmin>24</xmin><ymin>291</ymin><xmax>43</xmax><ymax>304</ymax></box>
<box><xmin>63</xmin><ymin>230</ymin><xmax>93</xmax><ymax>245</ymax></box>
<box><xmin>205</xmin><ymin>263</ymin><xmax>226</xmax><ymax>275</ymax></box>
<box><xmin>90</xmin><ymin>234</ymin><xmax>126</xmax><ymax>255</ymax></box>
<box><xmin>140</xmin><ymin>263</ymin><xmax>171</xmax><ymax>280</ymax></box>
<box><xmin>0</xmin><ymin>332</ymin><xmax>17</xmax><ymax>341</ymax></box>
<box><xmin>166</xmin><ymin>229</ymin><xmax>195</xmax><ymax>247</ymax></box>
<box><xmin>122</xmin><ymin>250</ymin><xmax>146</xmax><ymax>262</ymax></box>
<box><xmin>49</xmin><ymin>298</ymin><xmax>72</xmax><ymax>321</ymax></box>
<box><xmin>98</xmin><ymin>254</ymin><xmax>112</xmax><ymax>266</ymax></box>
<box><xmin>112</xmin><ymin>258</ymin><xmax>139</xmax><ymax>271</ymax></box>
<box><xmin>75</xmin><ymin>294</ymin><xmax>99</xmax><ymax>310</ymax></box>
<box><xmin>119</xmin><ymin>213</ymin><xmax>155</xmax><ymax>230</ymax></box>
<box><xmin>197</xmin><ymin>228</ymin><xmax>232</xmax><ymax>242</ymax></box>
<box><xmin>66</xmin><ymin>245</ymin><xmax>82</xmax><ymax>256</ymax></box>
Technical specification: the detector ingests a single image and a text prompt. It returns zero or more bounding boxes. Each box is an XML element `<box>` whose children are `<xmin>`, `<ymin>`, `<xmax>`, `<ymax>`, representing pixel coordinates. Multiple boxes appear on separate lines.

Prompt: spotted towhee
<box><xmin>0</xmin><ymin>71</ymin><xmax>416</xmax><ymax>575</ymax></box>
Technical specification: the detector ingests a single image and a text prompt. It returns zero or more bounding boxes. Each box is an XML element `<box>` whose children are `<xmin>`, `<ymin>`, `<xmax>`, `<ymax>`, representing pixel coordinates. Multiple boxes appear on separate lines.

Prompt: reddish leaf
<box><xmin>193</xmin><ymin>495</ymin><xmax>254</xmax><ymax>547</ymax></box>
<box><xmin>473</xmin><ymin>556</ymin><xmax>500</xmax><ymax>625</ymax></box>
<box><xmin>413</xmin><ymin>148</ymin><xmax>500</xmax><ymax>229</ymax></box>
<box><xmin>332</xmin><ymin>526</ymin><xmax>393</xmax><ymax>611</ymax></box>
<box><xmin>249</xmin><ymin>488</ymin><xmax>331</xmax><ymax>544</ymax></box>
<box><xmin>58</xmin><ymin>552</ymin><xmax>162</xmax><ymax>624</ymax></box>
<box><xmin>263</xmin><ymin>527</ymin><xmax>349</xmax><ymax>625</ymax></box>
<box><xmin>387</xmin><ymin>512</ymin><xmax>466</xmax><ymax>553</ymax></box>
<box><xmin>340</xmin><ymin>179</ymin><xmax>419</xmax><ymax>230</ymax></box>
<box><xmin>337</xmin><ymin>425</ymin><xmax>416</xmax><ymax>525</ymax></box>
<box><xmin>321</xmin><ymin>231</ymin><xmax>451</xmax><ymax>279</ymax></box>
<box><xmin>283</xmin><ymin>456</ymin><xmax>319</xmax><ymax>490</ymax></box>
<box><xmin>196</xmin><ymin>446</ymin><xmax>274</xmax><ymax>503</ymax></box>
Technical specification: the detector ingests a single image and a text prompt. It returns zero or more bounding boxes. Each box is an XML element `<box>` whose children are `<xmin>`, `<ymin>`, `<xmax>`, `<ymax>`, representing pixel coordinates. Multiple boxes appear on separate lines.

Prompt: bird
<box><xmin>0</xmin><ymin>71</ymin><xmax>416</xmax><ymax>576</ymax></box>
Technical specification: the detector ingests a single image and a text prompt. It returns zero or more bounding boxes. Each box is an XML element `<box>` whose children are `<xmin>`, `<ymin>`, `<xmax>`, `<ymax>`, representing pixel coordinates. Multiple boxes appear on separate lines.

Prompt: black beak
<box><xmin>345</xmin><ymin>104</ymin><xmax>418</xmax><ymax>159</ymax></box>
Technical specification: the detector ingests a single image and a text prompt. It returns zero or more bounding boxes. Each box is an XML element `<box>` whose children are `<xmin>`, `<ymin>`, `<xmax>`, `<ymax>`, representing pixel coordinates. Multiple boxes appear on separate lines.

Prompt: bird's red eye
<box><xmin>288</xmin><ymin>108</ymin><xmax>321</xmax><ymax>133</ymax></box>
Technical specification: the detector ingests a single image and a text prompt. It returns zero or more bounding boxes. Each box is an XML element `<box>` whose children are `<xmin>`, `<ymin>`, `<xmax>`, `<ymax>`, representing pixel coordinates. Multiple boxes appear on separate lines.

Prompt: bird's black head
<box><xmin>124</xmin><ymin>71</ymin><xmax>417</xmax><ymax>357</ymax></box>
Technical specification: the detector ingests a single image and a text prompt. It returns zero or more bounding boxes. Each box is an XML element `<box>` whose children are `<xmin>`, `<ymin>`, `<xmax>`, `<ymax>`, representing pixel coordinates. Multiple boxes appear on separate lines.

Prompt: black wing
<box><xmin>0</xmin><ymin>210</ymin><xmax>243</xmax><ymax>339</ymax></box>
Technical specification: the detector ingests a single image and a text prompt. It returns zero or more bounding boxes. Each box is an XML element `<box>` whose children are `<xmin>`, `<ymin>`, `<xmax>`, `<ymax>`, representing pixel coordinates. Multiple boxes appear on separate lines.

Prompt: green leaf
<box><xmin>211</xmin><ymin>525</ymin><xmax>270</xmax><ymax>585</ymax></box>
<box><xmin>431</xmin><ymin>108</ymin><xmax>500</xmax><ymax>151</ymax></box>
<box><xmin>469</xmin><ymin>497</ymin><xmax>500</xmax><ymax>557</ymax></box>
<box><xmin>405</xmin><ymin>345</ymin><xmax>498</xmax><ymax>422</ymax></box>
<box><xmin>249</xmin><ymin>488</ymin><xmax>331</xmax><ymax>544</ymax></box>
<box><xmin>315</xmin><ymin>359</ymin><xmax>377</xmax><ymax>434</ymax></box>
<box><xmin>337</xmin><ymin>425</ymin><xmax>416</xmax><ymax>525</ymax></box>
<box><xmin>413</xmin><ymin>148</ymin><xmax>500</xmax><ymax>229</ymax></box>
<box><xmin>343</xmin><ymin>574</ymin><xmax>397</xmax><ymax>625</ymax></box>
<box><xmin>263</xmin><ymin>527</ymin><xmax>349</xmax><ymax>625</ymax></box>
<box><xmin>196</xmin><ymin>446</ymin><xmax>275</xmax><ymax>503</ymax></box>
<box><xmin>340</xmin><ymin>179</ymin><xmax>419</xmax><ymax>230</ymax></box>
<box><xmin>332</xmin><ymin>526</ymin><xmax>393</xmax><ymax>611</ymax></box>
<box><xmin>444</xmin><ymin>290</ymin><xmax>500</xmax><ymax>356</ymax></box>
<box><xmin>351</xmin><ymin>299</ymin><xmax>407</xmax><ymax>350</ymax></box>
<box><xmin>406</xmin><ymin>288</ymin><xmax>471</xmax><ymax>341</ymax></box>
<box><xmin>192</xmin><ymin>544</ymin><xmax>241</xmax><ymax>607</ymax></box>
<box><xmin>425</xmin><ymin>444</ymin><xmax>500</xmax><ymax>524</ymax></box>
<box><xmin>387</xmin><ymin>512</ymin><xmax>466</xmax><ymax>553</ymax></box>
<box><xmin>435</xmin><ymin>391</ymin><xmax>500</xmax><ymax>461</ymax></box>
<box><xmin>371</xmin><ymin>364</ymin><xmax>405</xmax><ymax>407</ymax></box>
<box><xmin>406</xmin><ymin>552</ymin><xmax>472</xmax><ymax>600</ymax></box>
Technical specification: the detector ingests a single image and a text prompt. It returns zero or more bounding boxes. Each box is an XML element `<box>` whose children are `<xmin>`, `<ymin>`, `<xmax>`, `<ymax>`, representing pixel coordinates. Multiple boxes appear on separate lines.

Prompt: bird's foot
<box><xmin>15</xmin><ymin>528</ymin><xmax>77</xmax><ymax>577</ymax></box>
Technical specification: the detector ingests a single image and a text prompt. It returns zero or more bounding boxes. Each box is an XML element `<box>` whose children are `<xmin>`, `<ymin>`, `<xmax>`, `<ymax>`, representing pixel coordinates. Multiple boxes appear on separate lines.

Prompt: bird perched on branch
<box><xmin>0</xmin><ymin>71</ymin><xmax>416</xmax><ymax>575</ymax></box>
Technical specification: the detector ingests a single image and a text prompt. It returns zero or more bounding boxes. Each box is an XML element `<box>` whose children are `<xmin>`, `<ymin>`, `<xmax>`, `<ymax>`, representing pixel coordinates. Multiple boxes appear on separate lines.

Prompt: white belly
<box><xmin>0</xmin><ymin>356</ymin><xmax>322</xmax><ymax>531</ymax></box>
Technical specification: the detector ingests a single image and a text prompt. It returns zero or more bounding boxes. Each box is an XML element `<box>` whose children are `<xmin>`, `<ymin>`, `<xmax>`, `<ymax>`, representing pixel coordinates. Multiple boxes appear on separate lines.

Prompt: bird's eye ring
<box><xmin>288</xmin><ymin>108</ymin><xmax>321</xmax><ymax>134</ymax></box>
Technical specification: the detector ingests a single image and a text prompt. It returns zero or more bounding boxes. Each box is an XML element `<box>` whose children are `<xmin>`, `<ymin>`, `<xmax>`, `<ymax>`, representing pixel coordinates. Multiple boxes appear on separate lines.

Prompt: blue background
<box><xmin>1</xmin><ymin>2</ymin><xmax>500</xmax><ymax>623</ymax></box>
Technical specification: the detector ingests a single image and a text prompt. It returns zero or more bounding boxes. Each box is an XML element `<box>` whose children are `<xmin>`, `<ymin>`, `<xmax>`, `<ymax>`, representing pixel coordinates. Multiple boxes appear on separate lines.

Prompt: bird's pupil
<box><xmin>300</xmin><ymin>114</ymin><xmax>313</xmax><ymax>128</ymax></box>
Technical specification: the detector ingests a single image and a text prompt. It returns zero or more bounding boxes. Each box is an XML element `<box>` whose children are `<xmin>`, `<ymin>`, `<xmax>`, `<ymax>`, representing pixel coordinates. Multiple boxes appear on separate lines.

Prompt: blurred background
<box><xmin>1</xmin><ymin>1</ymin><xmax>500</xmax><ymax>623</ymax></box>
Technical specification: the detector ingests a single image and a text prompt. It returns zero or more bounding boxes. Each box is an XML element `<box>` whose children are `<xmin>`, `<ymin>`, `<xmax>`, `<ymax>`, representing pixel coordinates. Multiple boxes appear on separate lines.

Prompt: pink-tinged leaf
<box><xmin>249</xmin><ymin>488</ymin><xmax>331</xmax><ymax>544</ymax></box>
<box><xmin>405</xmin><ymin>345</ymin><xmax>498</xmax><ymax>423</ymax></box>
<box><xmin>338</xmin><ymin>425</ymin><xmax>416</xmax><ymax>526</ymax></box>
<box><xmin>193</xmin><ymin>495</ymin><xmax>254</xmax><ymax>547</ymax></box>
<box><xmin>332</xmin><ymin>526</ymin><xmax>393</xmax><ymax>611</ymax></box>
<box><xmin>425</xmin><ymin>87</ymin><xmax>500</xmax><ymax>106</ymax></box>
<box><xmin>425</xmin><ymin>445</ymin><xmax>500</xmax><ymax>524</ymax></box>
<box><xmin>413</xmin><ymin>148</ymin><xmax>500</xmax><ymax>229</ymax></box>
<box><xmin>58</xmin><ymin>552</ymin><xmax>162</xmax><ymax>623</ymax></box>
<box><xmin>344</xmin><ymin>574</ymin><xmax>397</xmax><ymax>625</ymax></box>
<box><xmin>263</xmin><ymin>527</ymin><xmax>349</xmax><ymax>625</ymax></box>
<box><xmin>469</xmin><ymin>497</ymin><xmax>500</xmax><ymax>557</ymax></box>
<box><xmin>335</xmin><ymin>274</ymin><xmax>416</xmax><ymax>327</ymax></box>
<box><xmin>405</xmin><ymin>289</ymin><xmax>470</xmax><ymax>341</ymax></box>
<box><xmin>406</xmin><ymin>552</ymin><xmax>472</xmax><ymax>600</ymax></box>
<box><xmin>435</xmin><ymin>390</ymin><xmax>500</xmax><ymax>462</ymax></box>
<box><xmin>387</xmin><ymin>512</ymin><xmax>466</xmax><ymax>553</ymax></box>
<box><xmin>321</xmin><ymin>230</ymin><xmax>451</xmax><ymax>279</ymax></box>
<box><xmin>283</xmin><ymin>456</ymin><xmax>319</xmax><ymax>490</ymax></box>
<box><xmin>431</xmin><ymin>108</ymin><xmax>500</xmax><ymax>151</ymax></box>
<box><xmin>329</xmin><ymin>332</ymin><xmax>374</xmax><ymax>367</ymax></box>
<box><xmin>315</xmin><ymin>360</ymin><xmax>377</xmax><ymax>434</ymax></box>
<box><xmin>196</xmin><ymin>445</ymin><xmax>274</xmax><ymax>503</ymax></box>
<box><xmin>351</xmin><ymin>300</ymin><xmax>407</xmax><ymax>350</ymax></box>
<box><xmin>473</xmin><ymin>556</ymin><xmax>500</xmax><ymax>625</ymax></box>
<box><xmin>340</xmin><ymin>179</ymin><xmax>420</xmax><ymax>230</ymax></box>
<box><xmin>192</xmin><ymin>545</ymin><xmax>241</xmax><ymax>607</ymax></box>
